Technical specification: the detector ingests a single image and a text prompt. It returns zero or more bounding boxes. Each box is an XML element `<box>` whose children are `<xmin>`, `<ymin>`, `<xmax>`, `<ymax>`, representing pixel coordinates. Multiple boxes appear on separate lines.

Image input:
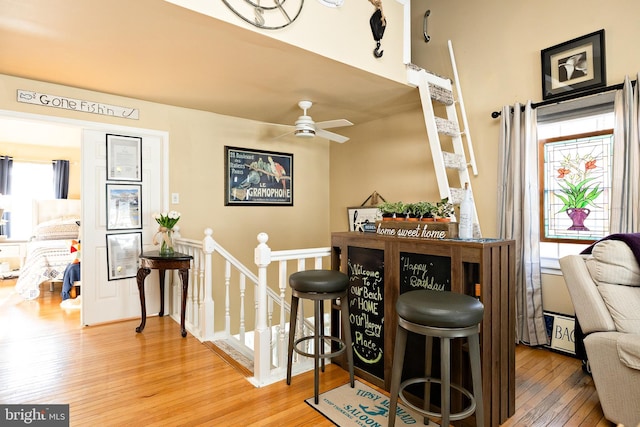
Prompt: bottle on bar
<box><xmin>459</xmin><ymin>182</ymin><xmax>473</xmax><ymax>239</ymax></box>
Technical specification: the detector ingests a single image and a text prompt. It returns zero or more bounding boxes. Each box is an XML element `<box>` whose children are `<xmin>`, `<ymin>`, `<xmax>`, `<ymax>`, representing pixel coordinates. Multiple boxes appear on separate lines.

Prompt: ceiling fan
<box><xmin>275</xmin><ymin>100</ymin><xmax>353</xmax><ymax>143</ymax></box>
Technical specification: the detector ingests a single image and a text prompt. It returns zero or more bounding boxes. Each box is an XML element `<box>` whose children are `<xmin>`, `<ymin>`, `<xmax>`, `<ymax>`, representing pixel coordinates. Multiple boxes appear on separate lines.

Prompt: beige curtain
<box><xmin>611</xmin><ymin>75</ymin><xmax>640</xmax><ymax>233</ymax></box>
<box><xmin>497</xmin><ymin>102</ymin><xmax>548</xmax><ymax>346</ymax></box>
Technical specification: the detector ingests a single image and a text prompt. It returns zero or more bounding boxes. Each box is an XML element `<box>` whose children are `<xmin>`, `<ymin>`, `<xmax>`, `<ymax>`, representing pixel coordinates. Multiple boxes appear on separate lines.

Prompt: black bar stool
<box><xmin>286</xmin><ymin>269</ymin><xmax>355</xmax><ymax>404</ymax></box>
<box><xmin>389</xmin><ymin>289</ymin><xmax>484</xmax><ymax>427</ymax></box>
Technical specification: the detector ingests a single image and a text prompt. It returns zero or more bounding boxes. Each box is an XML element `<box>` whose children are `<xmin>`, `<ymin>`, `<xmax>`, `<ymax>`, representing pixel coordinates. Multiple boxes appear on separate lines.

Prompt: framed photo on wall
<box><xmin>541</xmin><ymin>29</ymin><xmax>606</xmax><ymax>100</ymax></box>
<box><xmin>106</xmin><ymin>232</ymin><xmax>142</xmax><ymax>281</ymax></box>
<box><xmin>106</xmin><ymin>134</ymin><xmax>142</xmax><ymax>181</ymax></box>
<box><xmin>224</xmin><ymin>146</ymin><xmax>293</xmax><ymax>206</ymax></box>
<box><xmin>106</xmin><ymin>183</ymin><xmax>142</xmax><ymax>230</ymax></box>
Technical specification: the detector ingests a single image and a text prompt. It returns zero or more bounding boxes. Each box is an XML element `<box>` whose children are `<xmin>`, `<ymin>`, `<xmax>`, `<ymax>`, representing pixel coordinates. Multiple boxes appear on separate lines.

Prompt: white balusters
<box><xmin>224</xmin><ymin>260</ymin><xmax>231</xmax><ymax>338</ymax></box>
<box><xmin>173</xmin><ymin>228</ymin><xmax>332</xmax><ymax>386</ymax></box>
<box><xmin>239</xmin><ymin>274</ymin><xmax>246</xmax><ymax>344</ymax></box>
<box><xmin>253</xmin><ymin>232</ymin><xmax>272</xmax><ymax>384</ymax></box>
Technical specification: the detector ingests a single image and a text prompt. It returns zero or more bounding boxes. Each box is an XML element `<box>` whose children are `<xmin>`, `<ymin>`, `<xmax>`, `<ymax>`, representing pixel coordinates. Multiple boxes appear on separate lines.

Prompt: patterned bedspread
<box><xmin>15</xmin><ymin>240</ymin><xmax>75</xmax><ymax>300</ymax></box>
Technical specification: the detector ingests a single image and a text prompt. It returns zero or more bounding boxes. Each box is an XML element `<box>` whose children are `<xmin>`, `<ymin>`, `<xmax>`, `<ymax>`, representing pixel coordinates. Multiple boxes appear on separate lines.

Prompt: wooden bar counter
<box><xmin>330</xmin><ymin>231</ymin><xmax>515</xmax><ymax>427</ymax></box>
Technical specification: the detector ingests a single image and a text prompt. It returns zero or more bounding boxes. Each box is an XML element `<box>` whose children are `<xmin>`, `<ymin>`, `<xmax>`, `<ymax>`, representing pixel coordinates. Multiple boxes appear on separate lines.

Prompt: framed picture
<box><xmin>541</xmin><ymin>29</ymin><xmax>606</xmax><ymax>100</ymax></box>
<box><xmin>347</xmin><ymin>206</ymin><xmax>381</xmax><ymax>232</ymax></box>
<box><xmin>106</xmin><ymin>232</ymin><xmax>142</xmax><ymax>281</ymax></box>
<box><xmin>539</xmin><ymin>130</ymin><xmax>612</xmax><ymax>243</ymax></box>
<box><xmin>106</xmin><ymin>183</ymin><xmax>142</xmax><ymax>230</ymax></box>
<box><xmin>106</xmin><ymin>134</ymin><xmax>142</xmax><ymax>181</ymax></box>
<box><xmin>224</xmin><ymin>146</ymin><xmax>293</xmax><ymax>206</ymax></box>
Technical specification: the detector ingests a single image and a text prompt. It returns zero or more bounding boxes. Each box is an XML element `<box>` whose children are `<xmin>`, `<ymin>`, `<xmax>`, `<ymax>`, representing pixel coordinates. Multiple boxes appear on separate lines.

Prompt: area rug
<box><xmin>305</xmin><ymin>380</ymin><xmax>438</xmax><ymax>426</ymax></box>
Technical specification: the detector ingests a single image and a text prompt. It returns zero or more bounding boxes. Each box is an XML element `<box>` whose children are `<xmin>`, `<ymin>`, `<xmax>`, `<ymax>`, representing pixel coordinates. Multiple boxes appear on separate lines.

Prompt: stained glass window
<box><xmin>540</xmin><ymin>130</ymin><xmax>613</xmax><ymax>243</ymax></box>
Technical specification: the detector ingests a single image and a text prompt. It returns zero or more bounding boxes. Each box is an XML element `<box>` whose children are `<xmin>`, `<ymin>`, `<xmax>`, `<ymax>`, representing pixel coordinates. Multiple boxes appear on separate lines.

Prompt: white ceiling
<box><xmin>0</xmin><ymin>0</ymin><xmax>420</xmax><ymax>145</ymax></box>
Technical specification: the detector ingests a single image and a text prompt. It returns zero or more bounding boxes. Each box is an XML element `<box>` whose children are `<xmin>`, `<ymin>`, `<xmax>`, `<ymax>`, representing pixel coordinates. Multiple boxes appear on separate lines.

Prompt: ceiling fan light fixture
<box><xmin>294</xmin><ymin>128</ymin><xmax>315</xmax><ymax>138</ymax></box>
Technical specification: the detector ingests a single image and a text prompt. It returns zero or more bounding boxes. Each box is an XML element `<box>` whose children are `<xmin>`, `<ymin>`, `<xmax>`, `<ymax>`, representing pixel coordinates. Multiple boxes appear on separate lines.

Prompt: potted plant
<box><xmin>414</xmin><ymin>201</ymin><xmax>435</xmax><ymax>221</ymax></box>
<box><xmin>378</xmin><ymin>201</ymin><xmax>406</xmax><ymax>221</ymax></box>
<box><xmin>435</xmin><ymin>198</ymin><xmax>454</xmax><ymax>222</ymax></box>
<box><xmin>378</xmin><ymin>201</ymin><xmax>397</xmax><ymax>221</ymax></box>
<box><xmin>406</xmin><ymin>203</ymin><xmax>420</xmax><ymax>222</ymax></box>
<box><xmin>392</xmin><ymin>202</ymin><xmax>408</xmax><ymax>221</ymax></box>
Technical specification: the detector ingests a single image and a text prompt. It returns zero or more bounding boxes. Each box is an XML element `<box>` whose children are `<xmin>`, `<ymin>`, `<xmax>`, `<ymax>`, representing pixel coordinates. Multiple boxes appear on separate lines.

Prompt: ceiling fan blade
<box><xmin>316</xmin><ymin>128</ymin><xmax>349</xmax><ymax>143</ymax></box>
<box><xmin>315</xmin><ymin>119</ymin><xmax>353</xmax><ymax>130</ymax></box>
<box><xmin>272</xmin><ymin>128</ymin><xmax>295</xmax><ymax>140</ymax></box>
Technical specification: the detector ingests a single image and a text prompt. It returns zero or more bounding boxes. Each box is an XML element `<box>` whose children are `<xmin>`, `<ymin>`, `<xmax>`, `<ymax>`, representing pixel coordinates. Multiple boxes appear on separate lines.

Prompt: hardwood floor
<box><xmin>0</xmin><ymin>279</ymin><xmax>609</xmax><ymax>426</ymax></box>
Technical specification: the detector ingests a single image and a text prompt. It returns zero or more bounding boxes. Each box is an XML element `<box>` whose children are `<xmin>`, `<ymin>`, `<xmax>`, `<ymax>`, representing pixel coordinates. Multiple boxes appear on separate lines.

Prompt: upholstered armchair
<box><xmin>560</xmin><ymin>238</ymin><xmax>640</xmax><ymax>427</ymax></box>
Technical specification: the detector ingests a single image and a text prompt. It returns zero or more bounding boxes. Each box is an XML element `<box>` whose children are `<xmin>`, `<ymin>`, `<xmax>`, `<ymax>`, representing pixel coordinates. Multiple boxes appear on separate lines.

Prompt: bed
<box><xmin>14</xmin><ymin>199</ymin><xmax>81</xmax><ymax>300</ymax></box>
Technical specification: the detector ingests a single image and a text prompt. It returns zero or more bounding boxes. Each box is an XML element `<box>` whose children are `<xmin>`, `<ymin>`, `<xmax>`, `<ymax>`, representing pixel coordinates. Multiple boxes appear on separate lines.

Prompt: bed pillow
<box><xmin>32</xmin><ymin>217</ymin><xmax>80</xmax><ymax>241</ymax></box>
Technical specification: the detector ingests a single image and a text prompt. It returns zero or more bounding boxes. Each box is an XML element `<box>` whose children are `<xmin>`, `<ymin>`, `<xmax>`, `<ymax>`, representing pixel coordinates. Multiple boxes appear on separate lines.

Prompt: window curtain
<box><xmin>611</xmin><ymin>74</ymin><xmax>640</xmax><ymax>233</ymax></box>
<box><xmin>0</xmin><ymin>155</ymin><xmax>13</xmax><ymax>237</ymax></box>
<box><xmin>53</xmin><ymin>159</ymin><xmax>69</xmax><ymax>199</ymax></box>
<box><xmin>496</xmin><ymin>102</ymin><xmax>548</xmax><ymax>346</ymax></box>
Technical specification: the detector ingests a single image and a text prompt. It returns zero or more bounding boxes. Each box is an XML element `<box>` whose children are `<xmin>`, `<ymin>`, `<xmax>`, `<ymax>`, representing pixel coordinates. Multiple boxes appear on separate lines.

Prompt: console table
<box><xmin>330</xmin><ymin>232</ymin><xmax>515</xmax><ymax>427</ymax></box>
<box><xmin>136</xmin><ymin>251</ymin><xmax>193</xmax><ymax>337</ymax></box>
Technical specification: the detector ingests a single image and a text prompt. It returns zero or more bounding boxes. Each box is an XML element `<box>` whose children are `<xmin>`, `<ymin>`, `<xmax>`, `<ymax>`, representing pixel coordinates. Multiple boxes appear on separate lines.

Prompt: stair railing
<box><xmin>172</xmin><ymin>228</ymin><xmax>331</xmax><ymax>386</ymax></box>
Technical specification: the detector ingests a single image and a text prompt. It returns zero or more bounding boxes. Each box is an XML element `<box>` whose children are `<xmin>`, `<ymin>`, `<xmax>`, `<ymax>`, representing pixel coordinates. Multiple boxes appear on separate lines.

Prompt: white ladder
<box><xmin>406</xmin><ymin>41</ymin><xmax>481</xmax><ymax>237</ymax></box>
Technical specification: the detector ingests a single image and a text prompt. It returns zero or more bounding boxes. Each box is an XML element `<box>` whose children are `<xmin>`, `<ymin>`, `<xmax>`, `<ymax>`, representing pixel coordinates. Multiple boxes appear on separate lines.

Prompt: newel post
<box><xmin>254</xmin><ymin>232</ymin><xmax>272</xmax><ymax>384</ymax></box>
<box><xmin>200</xmin><ymin>228</ymin><xmax>216</xmax><ymax>341</ymax></box>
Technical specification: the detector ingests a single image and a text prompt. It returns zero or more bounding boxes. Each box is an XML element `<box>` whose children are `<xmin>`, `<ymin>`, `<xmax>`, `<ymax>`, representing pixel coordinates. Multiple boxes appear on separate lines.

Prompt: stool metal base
<box><xmin>389</xmin><ymin>318</ymin><xmax>484</xmax><ymax>427</ymax></box>
<box><xmin>286</xmin><ymin>287</ymin><xmax>354</xmax><ymax>404</ymax></box>
<box><xmin>398</xmin><ymin>377</ymin><xmax>477</xmax><ymax>421</ymax></box>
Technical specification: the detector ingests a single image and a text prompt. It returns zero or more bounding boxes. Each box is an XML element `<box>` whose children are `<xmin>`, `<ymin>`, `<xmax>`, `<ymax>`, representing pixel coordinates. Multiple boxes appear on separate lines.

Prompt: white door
<box><xmin>81</xmin><ymin>129</ymin><xmax>166</xmax><ymax>325</ymax></box>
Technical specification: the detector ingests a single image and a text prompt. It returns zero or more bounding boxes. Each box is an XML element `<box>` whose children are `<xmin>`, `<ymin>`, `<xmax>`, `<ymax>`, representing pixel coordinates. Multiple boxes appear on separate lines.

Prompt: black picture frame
<box><xmin>106</xmin><ymin>134</ymin><xmax>142</xmax><ymax>181</ymax></box>
<box><xmin>224</xmin><ymin>146</ymin><xmax>293</xmax><ymax>206</ymax></box>
<box><xmin>541</xmin><ymin>29</ymin><xmax>606</xmax><ymax>100</ymax></box>
<box><xmin>106</xmin><ymin>183</ymin><xmax>142</xmax><ymax>230</ymax></box>
<box><xmin>106</xmin><ymin>232</ymin><xmax>142</xmax><ymax>281</ymax></box>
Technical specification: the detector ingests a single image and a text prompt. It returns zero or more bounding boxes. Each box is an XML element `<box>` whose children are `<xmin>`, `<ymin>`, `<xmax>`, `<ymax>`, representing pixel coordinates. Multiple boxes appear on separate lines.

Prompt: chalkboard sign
<box><xmin>399</xmin><ymin>252</ymin><xmax>451</xmax><ymax>294</ymax></box>
<box><xmin>347</xmin><ymin>246</ymin><xmax>385</xmax><ymax>379</ymax></box>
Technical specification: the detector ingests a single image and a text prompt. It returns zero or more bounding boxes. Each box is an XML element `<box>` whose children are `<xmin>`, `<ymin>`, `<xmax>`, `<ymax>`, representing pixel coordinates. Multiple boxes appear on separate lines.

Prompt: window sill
<box><xmin>541</xmin><ymin>257</ymin><xmax>562</xmax><ymax>275</ymax></box>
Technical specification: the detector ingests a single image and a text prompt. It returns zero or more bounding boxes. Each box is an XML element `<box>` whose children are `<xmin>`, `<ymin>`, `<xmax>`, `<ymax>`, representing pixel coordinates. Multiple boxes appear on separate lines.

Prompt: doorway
<box><xmin>0</xmin><ymin>109</ymin><xmax>169</xmax><ymax>327</ymax></box>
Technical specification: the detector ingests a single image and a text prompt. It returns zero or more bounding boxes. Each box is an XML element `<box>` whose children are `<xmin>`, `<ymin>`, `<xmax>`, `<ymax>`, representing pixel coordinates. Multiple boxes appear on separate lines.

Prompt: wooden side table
<box><xmin>136</xmin><ymin>251</ymin><xmax>193</xmax><ymax>337</ymax></box>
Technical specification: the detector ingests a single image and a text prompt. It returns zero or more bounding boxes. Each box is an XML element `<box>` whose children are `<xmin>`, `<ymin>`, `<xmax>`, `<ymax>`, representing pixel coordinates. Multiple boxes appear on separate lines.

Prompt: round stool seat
<box><xmin>289</xmin><ymin>270</ymin><xmax>349</xmax><ymax>294</ymax></box>
<box><xmin>397</xmin><ymin>289</ymin><xmax>484</xmax><ymax>328</ymax></box>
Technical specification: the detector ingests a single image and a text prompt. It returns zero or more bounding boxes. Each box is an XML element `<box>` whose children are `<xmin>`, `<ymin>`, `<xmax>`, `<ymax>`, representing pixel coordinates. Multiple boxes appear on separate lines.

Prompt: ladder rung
<box><xmin>428</xmin><ymin>83</ymin><xmax>454</xmax><ymax>105</ymax></box>
<box><xmin>434</xmin><ymin>117</ymin><xmax>460</xmax><ymax>137</ymax></box>
<box><xmin>448</xmin><ymin>187</ymin><xmax>465</xmax><ymax>205</ymax></box>
<box><xmin>442</xmin><ymin>152</ymin><xmax>466</xmax><ymax>171</ymax></box>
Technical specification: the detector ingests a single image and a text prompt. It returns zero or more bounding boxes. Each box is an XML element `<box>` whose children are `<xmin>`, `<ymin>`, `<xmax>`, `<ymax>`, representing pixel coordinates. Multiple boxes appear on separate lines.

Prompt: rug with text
<box><xmin>305</xmin><ymin>380</ymin><xmax>438</xmax><ymax>427</ymax></box>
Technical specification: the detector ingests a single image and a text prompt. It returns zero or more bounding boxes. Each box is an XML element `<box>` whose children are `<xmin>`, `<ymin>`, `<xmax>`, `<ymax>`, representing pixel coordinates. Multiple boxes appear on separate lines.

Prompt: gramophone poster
<box><xmin>224</xmin><ymin>146</ymin><xmax>293</xmax><ymax>206</ymax></box>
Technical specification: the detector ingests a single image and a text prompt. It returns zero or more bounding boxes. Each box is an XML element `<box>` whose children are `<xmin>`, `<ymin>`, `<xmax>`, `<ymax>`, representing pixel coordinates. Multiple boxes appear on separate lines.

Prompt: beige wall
<box><xmin>330</xmin><ymin>0</ymin><xmax>640</xmax><ymax>315</ymax></box>
<box><xmin>165</xmin><ymin>0</ymin><xmax>408</xmax><ymax>84</ymax></box>
<box><xmin>0</xmin><ymin>74</ymin><xmax>331</xmax><ymax>269</ymax></box>
<box><xmin>4</xmin><ymin>1</ymin><xmax>639</xmax><ymax>318</ymax></box>
<box><xmin>408</xmin><ymin>0</ymin><xmax>640</xmax><ymax>238</ymax></box>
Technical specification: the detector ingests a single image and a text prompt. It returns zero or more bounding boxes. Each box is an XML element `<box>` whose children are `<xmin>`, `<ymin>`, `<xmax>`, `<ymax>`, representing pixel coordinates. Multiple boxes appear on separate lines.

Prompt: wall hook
<box><xmin>423</xmin><ymin>9</ymin><xmax>431</xmax><ymax>42</ymax></box>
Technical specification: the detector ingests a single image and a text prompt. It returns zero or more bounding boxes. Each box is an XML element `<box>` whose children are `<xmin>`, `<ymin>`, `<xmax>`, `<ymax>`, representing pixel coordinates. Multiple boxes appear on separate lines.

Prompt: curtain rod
<box><xmin>490</xmin><ymin>79</ymin><xmax>636</xmax><ymax>119</ymax></box>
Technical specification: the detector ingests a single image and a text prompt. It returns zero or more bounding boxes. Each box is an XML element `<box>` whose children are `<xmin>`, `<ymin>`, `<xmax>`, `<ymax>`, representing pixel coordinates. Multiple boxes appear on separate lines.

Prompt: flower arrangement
<box><xmin>154</xmin><ymin>211</ymin><xmax>181</xmax><ymax>230</ymax></box>
<box><xmin>153</xmin><ymin>211</ymin><xmax>181</xmax><ymax>255</ymax></box>
<box><xmin>554</xmin><ymin>152</ymin><xmax>603</xmax><ymax>213</ymax></box>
